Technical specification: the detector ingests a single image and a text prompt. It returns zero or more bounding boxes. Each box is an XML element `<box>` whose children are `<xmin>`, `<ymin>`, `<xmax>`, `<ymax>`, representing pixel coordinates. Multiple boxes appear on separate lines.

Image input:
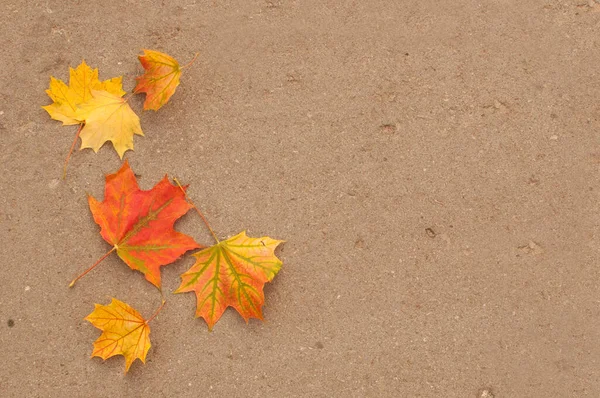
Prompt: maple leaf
<box><xmin>74</xmin><ymin>90</ymin><xmax>143</xmax><ymax>159</ymax></box>
<box><xmin>42</xmin><ymin>60</ymin><xmax>129</xmax><ymax>176</ymax></box>
<box><xmin>175</xmin><ymin>231</ymin><xmax>284</xmax><ymax>330</ymax></box>
<box><xmin>42</xmin><ymin>60</ymin><xmax>125</xmax><ymax>125</ymax></box>
<box><xmin>85</xmin><ymin>298</ymin><xmax>163</xmax><ymax>372</ymax></box>
<box><xmin>70</xmin><ymin>161</ymin><xmax>200</xmax><ymax>288</ymax></box>
<box><xmin>134</xmin><ymin>49</ymin><xmax>198</xmax><ymax>111</ymax></box>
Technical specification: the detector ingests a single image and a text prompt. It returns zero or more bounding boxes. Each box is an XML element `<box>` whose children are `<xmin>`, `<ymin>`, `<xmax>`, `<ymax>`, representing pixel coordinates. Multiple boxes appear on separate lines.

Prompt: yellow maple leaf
<box><xmin>74</xmin><ymin>90</ymin><xmax>144</xmax><ymax>159</ymax></box>
<box><xmin>85</xmin><ymin>298</ymin><xmax>152</xmax><ymax>373</ymax></box>
<box><xmin>42</xmin><ymin>60</ymin><xmax>125</xmax><ymax>125</ymax></box>
<box><xmin>42</xmin><ymin>77</ymin><xmax>81</xmax><ymax>125</ymax></box>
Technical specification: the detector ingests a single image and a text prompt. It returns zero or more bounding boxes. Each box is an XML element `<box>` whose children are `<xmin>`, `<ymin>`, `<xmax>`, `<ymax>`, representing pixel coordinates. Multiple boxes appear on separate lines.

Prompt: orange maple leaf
<box><xmin>70</xmin><ymin>161</ymin><xmax>200</xmax><ymax>288</ymax></box>
<box><xmin>134</xmin><ymin>49</ymin><xmax>198</xmax><ymax>111</ymax></box>
<box><xmin>86</xmin><ymin>298</ymin><xmax>162</xmax><ymax>372</ymax></box>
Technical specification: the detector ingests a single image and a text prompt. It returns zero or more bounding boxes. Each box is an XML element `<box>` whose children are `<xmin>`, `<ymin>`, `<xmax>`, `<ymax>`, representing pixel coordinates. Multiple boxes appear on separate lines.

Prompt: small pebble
<box><xmin>479</xmin><ymin>389</ymin><xmax>494</xmax><ymax>398</ymax></box>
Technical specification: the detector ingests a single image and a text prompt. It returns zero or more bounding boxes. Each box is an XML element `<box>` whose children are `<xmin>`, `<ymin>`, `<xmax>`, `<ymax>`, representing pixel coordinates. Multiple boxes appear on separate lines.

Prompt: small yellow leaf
<box><xmin>85</xmin><ymin>298</ymin><xmax>151</xmax><ymax>373</ymax></box>
<box><xmin>75</xmin><ymin>90</ymin><xmax>144</xmax><ymax>159</ymax></box>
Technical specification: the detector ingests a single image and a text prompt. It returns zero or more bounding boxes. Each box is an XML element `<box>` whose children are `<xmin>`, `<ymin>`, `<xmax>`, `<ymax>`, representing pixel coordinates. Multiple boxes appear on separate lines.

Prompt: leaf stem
<box><xmin>147</xmin><ymin>298</ymin><xmax>166</xmax><ymax>324</ymax></box>
<box><xmin>173</xmin><ymin>177</ymin><xmax>220</xmax><ymax>244</ymax></box>
<box><xmin>63</xmin><ymin>123</ymin><xmax>84</xmax><ymax>179</ymax></box>
<box><xmin>69</xmin><ymin>246</ymin><xmax>117</xmax><ymax>287</ymax></box>
<box><xmin>180</xmin><ymin>52</ymin><xmax>200</xmax><ymax>69</ymax></box>
<box><xmin>123</xmin><ymin>92</ymin><xmax>135</xmax><ymax>103</ymax></box>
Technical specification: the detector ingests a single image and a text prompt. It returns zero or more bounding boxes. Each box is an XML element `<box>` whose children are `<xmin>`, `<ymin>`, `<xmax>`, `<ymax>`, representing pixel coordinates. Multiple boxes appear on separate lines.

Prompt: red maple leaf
<box><xmin>70</xmin><ymin>161</ymin><xmax>200</xmax><ymax>288</ymax></box>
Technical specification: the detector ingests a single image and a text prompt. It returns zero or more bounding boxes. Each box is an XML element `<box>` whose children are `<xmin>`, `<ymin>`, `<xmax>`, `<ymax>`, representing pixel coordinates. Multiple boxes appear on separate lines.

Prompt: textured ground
<box><xmin>1</xmin><ymin>1</ymin><xmax>599</xmax><ymax>397</ymax></box>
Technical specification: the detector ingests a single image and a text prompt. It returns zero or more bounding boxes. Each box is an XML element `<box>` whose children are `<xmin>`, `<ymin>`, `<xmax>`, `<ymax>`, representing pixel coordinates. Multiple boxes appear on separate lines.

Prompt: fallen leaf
<box><xmin>42</xmin><ymin>61</ymin><xmax>130</xmax><ymax>175</ymax></box>
<box><xmin>80</xmin><ymin>161</ymin><xmax>200</xmax><ymax>288</ymax></box>
<box><xmin>85</xmin><ymin>298</ymin><xmax>152</xmax><ymax>372</ymax></box>
<box><xmin>42</xmin><ymin>77</ymin><xmax>81</xmax><ymax>125</ymax></box>
<box><xmin>134</xmin><ymin>50</ymin><xmax>193</xmax><ymax>111</ymax></box>
<box><xmin>74</xmin><ymin>90</ymin><xmax>143</xmax><ymax>159</ymax></box>
<box><xmin>175</xmin><ymin>231</ymin><xmax>283</xmax><ymax>330</ymax></box>
<box><xmin>42</xmin><ymin>60</ymin><xmax>125</xmax><ymax>125</ymax></box>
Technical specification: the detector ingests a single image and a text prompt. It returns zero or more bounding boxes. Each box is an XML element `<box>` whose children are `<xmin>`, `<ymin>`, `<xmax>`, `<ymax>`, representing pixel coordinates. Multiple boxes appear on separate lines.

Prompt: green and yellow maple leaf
<box><xmin>175</xmin><ymin>231</ymin><xmax>283</xmax><ymax>330</ymax></box>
